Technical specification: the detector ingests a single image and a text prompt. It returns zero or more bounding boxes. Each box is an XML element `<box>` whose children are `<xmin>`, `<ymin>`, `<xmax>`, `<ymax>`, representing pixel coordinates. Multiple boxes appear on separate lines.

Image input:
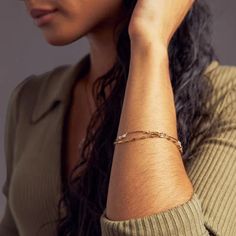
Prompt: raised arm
<box><xmin>105</xmin><ymin>0</ymin><xmax>195</xmax><ymax>221</ymax></box>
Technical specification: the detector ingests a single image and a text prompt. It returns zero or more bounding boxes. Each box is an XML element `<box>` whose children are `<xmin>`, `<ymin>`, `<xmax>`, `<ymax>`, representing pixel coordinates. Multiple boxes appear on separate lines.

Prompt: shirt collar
<box><xmin>31</xmin><ymin>56</ymin><xmax>219</xmax><ymax>123</ymax></box>
<box><xmin>31</xmin><ymin>53</ymin><xmax>90</xmax><ymax>123</ymax></box>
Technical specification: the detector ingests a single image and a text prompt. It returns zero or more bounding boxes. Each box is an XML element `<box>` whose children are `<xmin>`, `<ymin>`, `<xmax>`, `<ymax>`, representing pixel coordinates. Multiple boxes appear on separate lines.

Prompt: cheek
<box><xmin>61</xmin><ymin>0</ymin><xmax>123</xmax><ymax>29</ymax></box>
<box><xmin>38</xmin><ymin>5</ymin><xmax>93</xmax><ymax>45</ymax></box>
<box><xmin>39</xmin><ymin>19</ymin><xmax>88</xmax><ymax>46</ymax></box>
<box><xmin>39</xmin><ymin>0</ymin><xmax>124</xmax><ymax>45</ymax></box>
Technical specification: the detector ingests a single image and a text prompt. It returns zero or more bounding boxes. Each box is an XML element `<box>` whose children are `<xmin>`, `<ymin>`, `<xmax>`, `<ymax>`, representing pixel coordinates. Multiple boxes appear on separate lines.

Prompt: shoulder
<box><xmin>12</xmin><ymin>64</ymin><xmax>71</xmax><ymax>102</ymax></box>
<box><xmin>204</xmin><ymin>61</ymin><xmax>236</xmax><ymax>93</ymax></box>
<box><xmin>8</xmin><ymin>64</ymin><xmax>71</xmax><ymax>119</ymax></box>
<box><xmin>203</xmin><ymin>61</ymin><xmax>236</xmax><ymax>116</ymax></box>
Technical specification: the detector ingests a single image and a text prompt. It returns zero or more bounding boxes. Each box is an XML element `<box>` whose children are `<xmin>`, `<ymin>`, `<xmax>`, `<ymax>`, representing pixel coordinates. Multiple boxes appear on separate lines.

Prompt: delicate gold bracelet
<box><xmin>113</xmin><ymin>130</ymin><xmax>183</xmax><ymax>155</ymax></box>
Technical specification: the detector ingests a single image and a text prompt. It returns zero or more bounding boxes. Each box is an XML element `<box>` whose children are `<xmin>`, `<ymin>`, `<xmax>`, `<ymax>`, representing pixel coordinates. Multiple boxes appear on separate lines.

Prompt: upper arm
<box><xmin>185</xmin><ymin>74</ymin><xmax>236</xmax><ymax>235</ymax></box>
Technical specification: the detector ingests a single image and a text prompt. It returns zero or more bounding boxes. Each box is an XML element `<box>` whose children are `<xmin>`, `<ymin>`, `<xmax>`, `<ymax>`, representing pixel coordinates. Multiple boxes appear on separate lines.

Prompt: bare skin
<box><xmin>106</xmin><ymin>0</ymin><xmax>195</xmax><ymax>220</ymax></box>
<box><xmin>63</xmin><ymin>78</ymin><xmax>92</xmax><ymax>182</ymax></box>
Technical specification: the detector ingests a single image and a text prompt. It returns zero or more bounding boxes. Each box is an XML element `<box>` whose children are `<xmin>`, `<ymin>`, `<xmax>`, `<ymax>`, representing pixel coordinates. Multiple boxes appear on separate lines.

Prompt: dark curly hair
<box><xmin>37</xmin><ymin>0</ymin><xmax>220</xmax><ymax>235</ymax></box>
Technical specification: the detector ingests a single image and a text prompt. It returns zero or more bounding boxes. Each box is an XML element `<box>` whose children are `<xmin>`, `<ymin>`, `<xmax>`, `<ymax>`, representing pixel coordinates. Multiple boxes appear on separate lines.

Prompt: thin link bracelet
<box><xmin>113</xmin><ymin>130</ymin><xmax>183</xmax><ymax>155</ymax></box>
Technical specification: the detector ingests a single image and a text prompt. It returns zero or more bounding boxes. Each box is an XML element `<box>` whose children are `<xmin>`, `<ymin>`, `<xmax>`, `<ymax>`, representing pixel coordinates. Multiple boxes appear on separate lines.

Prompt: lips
<box><xmin>30</xmin><ymin>8</ymin><xmax>58</xmax><ymax>19</ymax></box>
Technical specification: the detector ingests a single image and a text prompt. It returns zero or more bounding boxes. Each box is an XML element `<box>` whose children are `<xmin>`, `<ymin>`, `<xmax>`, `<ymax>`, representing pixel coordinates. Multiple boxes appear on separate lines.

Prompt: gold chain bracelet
<box><xmin>113</xmin><ymin>130</ymin><xmax>183</xmax><ymax>155</ymax></box>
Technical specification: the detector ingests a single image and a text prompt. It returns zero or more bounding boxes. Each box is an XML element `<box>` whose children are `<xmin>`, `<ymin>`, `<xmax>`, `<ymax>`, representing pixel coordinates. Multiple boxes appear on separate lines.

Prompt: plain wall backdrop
<box><xmin>0</xmin><ymin>1</ymin><xmax>236</xmax><ymax>218</ymax></box>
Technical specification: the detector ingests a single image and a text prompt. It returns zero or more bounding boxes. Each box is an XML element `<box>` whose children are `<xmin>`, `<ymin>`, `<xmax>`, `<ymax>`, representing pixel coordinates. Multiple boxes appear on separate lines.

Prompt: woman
<box><xmin>0</xmin><ymin>0</ymin><xmax>235</xmax><ymax>235</ymax></box>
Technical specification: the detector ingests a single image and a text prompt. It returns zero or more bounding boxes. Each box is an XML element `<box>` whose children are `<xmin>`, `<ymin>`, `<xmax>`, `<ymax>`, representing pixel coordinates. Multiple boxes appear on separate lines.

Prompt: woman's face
<box><xmin>25</xmin><ymin>0</ymin><xmax>124</xmax><ymax>45</ymax></box>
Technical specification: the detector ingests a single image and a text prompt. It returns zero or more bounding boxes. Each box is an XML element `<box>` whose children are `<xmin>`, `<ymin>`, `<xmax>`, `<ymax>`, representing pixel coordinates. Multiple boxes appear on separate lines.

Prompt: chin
<box><xmin>42</xmin><ymin>29</ymin><xmax>85</xmax><ymax>46</ymax></box>
<box><xmin>46</xmin><ymin>37</ymin><xmax>76</xmax><ymax>46</ymax></box>
<box><xmin>45</xmin><ymin>35</ymin><xmax>82</xmax><ymax>46</ymax></box>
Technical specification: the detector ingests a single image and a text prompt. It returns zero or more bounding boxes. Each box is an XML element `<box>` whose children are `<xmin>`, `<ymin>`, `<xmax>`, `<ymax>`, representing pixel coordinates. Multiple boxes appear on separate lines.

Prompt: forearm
<box><xmin>106</xmin><ymin>42</ymin><xmax>193</xmax><ymax>221</ymax></box>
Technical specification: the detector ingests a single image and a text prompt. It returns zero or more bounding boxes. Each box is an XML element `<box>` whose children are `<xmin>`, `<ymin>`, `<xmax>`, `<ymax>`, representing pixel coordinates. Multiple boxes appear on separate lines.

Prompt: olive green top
<box><xmin>0</xmin><ymin>54</ymin><xmax>236</xmax><ymax>236</ymax></box>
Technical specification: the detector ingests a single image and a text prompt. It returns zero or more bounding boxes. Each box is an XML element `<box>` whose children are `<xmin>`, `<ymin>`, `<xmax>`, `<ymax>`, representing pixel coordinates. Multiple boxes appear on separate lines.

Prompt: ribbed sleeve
<box><xmin>100</xmin><ymin>193</ymin><xmax>210</xmax><ymax>235</ymax></box>
<box><xmin>100</xmin><ymin>67</ymin><xmax>236</xmax><ymax>236</ymax></box>
<box><xmin>0</xmin><ymin>76</ymin><xmax>34</xmax><ymax>236</ymax></box>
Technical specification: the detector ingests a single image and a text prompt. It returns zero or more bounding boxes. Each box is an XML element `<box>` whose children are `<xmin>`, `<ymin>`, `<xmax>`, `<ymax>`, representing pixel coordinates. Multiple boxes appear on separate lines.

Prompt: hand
<box><xmin>128</xmin><ymin>0</ymin><xmax>195</xmax><ymax>47</ymax></box>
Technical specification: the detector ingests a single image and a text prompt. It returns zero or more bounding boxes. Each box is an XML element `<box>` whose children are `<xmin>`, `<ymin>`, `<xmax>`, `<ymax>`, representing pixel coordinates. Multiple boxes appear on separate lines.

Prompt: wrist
<box><xmin>131</xmin><ymin>34</ymin><xmax>169</xmax><ymax>50</ymax></box>
<box><xmin>131</xmin><ymin>39</ymin><xmax>169</xmax><ymax>60</ymax></box>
